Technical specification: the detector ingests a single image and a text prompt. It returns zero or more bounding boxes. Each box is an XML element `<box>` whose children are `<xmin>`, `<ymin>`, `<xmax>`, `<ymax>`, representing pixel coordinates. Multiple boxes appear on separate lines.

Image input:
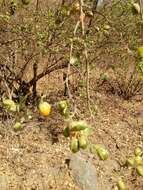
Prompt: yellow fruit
<box><xmin>117</xmin><ymin>179</ymin><xmax>127</xmax><ymax>190</ymax></box>
<box><xmin>134</xmin><ymin>147</ymin><xmax>143</xmax><ymax>156</ymax></box>
<box><xmin>136</xmin><ymin>166</ymin><xmax>143</xmax><ymax>176</ymax></box>
<box><xmin>39</xmin><ymin>101</ymin><xmax>51</xmax><ymax>116</ymax></box>
<box><xmin>134</xmin><ymin>156</ymin><xmax>143</xmax><ymax>165</ymax></box>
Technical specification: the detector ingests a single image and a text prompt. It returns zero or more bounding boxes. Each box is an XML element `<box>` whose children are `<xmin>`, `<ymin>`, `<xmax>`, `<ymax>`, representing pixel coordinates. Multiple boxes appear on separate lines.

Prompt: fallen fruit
<box><xmin>70</xmin><ymin>137</ymin><xmax>79</xmax><ymax>153</ymax></box>
<box><xmin>39</xmin><ymin>101</ymin><xmax>51</xmax><ymax>116</ymax></box>
<box><xmin>13</xmin><ymin>122</ymin><xmax>22</xmax><ymax>130</ymax></box>
<box><xmin>79</xmin><ymin>135</ymin><xmax>88</xmax><ymax>149</ymax></box>
<box><xmin>69</xmin><ymin>120</ymin><xmax>88</xmax><ymax>131</ymax></box>
<box><xmin>117</xmin><ymin>179</ymin><xmax>127</xmax><ymax>190</ymax></box>
<box><xmin>93</xmin><ymin>144</ymin><xmax>109</xmax><ymax>160</ymax></box>
<box><xmin>136</xmin><ymin>166</ymin><xmax>143</xmax><ymax>176</ymax></box>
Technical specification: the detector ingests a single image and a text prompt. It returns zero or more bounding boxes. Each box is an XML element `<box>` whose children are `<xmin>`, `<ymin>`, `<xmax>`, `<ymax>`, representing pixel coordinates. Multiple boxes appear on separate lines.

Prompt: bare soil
<box><xmin>0</xmin><ymin>69</ymin><xmax>143</xmax><ymax>190</ymax></box>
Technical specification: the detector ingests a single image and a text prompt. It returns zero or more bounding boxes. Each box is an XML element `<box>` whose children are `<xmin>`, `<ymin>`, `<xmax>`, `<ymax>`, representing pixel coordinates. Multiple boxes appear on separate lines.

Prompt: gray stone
<box><xmin>69</xmin><ymin>152</ymin><xmax>98</xmax><ymax>190</ymax></box>
<box><xmin>0</xmin><ymin>174</ymin><xmax>9</xmax><ymax>190</ymax></box>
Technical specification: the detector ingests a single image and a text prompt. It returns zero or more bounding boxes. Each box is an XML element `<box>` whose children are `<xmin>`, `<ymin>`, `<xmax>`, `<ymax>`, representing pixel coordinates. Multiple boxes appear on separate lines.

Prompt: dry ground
<box><xmin>0</xmin><ymin>68</ymin><xmax>143</xmax><ymax>190</ymax></box>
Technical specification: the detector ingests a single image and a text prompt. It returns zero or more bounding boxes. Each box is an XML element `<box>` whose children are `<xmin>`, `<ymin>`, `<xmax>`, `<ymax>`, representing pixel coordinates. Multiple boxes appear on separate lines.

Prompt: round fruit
<box><xmin>39</xmin><ymin>101</ymin><xmax>51</xmax><ymax>116</ymax></box>
<box><xmin>70</xmin><ymin>137</ymin><xmax>79</xmax><ymax>153</ymax></box>
<box><xmin>22</xmin><ymin>0</ymin><xmax>30</xmax><ymax>5</ymax></box>
<box><xmin>79</xmin><ymin>136</ymin><xmax>88</xmax><ymax>149</ymax></box>
<box><xmin>13</xmin><ymin>122</ymin><xmax>22</xmax><ymax>130</ymax></box>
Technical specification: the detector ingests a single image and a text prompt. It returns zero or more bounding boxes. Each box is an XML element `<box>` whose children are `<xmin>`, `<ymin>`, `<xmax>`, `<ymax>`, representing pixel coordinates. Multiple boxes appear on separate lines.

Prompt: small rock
<box><xmin>69</xmin><ymin>152</ymin><xmax>98</xmax><ymax>190</ymax></box>
<box><xmin>0</xmin><ymin>174</ymin><xmax>9</xmax><ymax>190</ymax></box>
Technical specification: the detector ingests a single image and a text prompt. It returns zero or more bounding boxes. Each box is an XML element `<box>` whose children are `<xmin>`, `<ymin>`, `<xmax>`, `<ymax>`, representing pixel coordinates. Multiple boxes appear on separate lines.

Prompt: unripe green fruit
<box><xmin>69</xmin><ymin>120</ymin><xmax>88</xmax><ymax>131</ymax></box>
<box><xmin>70</xmin><ymin>137</ymin><xmax>79</xmax><ymax>153</ymax></box>
<box><xmin>63</xmin><ymin>127</ymin><xmax>70</xmax><ymax>137</ymax></box>
<box><xmin>94</xmin><ymin>144</ymin><xmax>109</xmax><ymax>160</ymax></box>
<box><xmin>13</xmin><ymin>122</ymin><xmax>22</xmax><ymax>130</ymax></box>
<box><xmin>79</xmin><ymin>136</ymin><xmax>88</xmax><ymax>149</ymax></box>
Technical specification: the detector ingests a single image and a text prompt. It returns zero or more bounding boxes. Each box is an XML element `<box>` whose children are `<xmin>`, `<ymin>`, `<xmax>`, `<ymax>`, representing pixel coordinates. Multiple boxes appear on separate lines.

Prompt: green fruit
<box><xmin>69</xmin><ymin>120</ymin><xmax>88</xmax><ymax>131</ymax></box>
<box><xmin>70</xmin><ymin>137</ymin><xmax>79</xmax><ymax>153</ymax></box>
<box><xmin>137</xmin><ymin>47</ymin><xmax>143</xmax><ymax>58</ymax></box>
<box><xmin>57</xmin><ymin>100</ymin><xmax>68</xmax><ymax>116</ymax></box>
<box><xmin>117</xmin><ymin>179</ymin><xmax>127</xmax><ymax>190</ymax></box>
<box><xmin>93</xmin><ymin>144</ymin><xmax>109</xmax><ymax>160</ymax></box>
<box><xmin>79</xmin><ymin>136</ymin><xmax>88</xmax><ymax>149</ymax></box>
<box><xmin>63</xmin><ymin>127</ymin><xmax>70</xmax><ymax>137</ymax></box>
<box><xmin>13</xmin><ymin>122</ymin><xmax>22</xmax><ymax>130</ymax></box>
<box><xmin>134</xmin><ymin>156</ymin><xmax>143</xmax><ymax>165</ymax></box>
<box><xmin>134</xmin><ymin>147</ymin><xmax>143</xmax><ymax>156</ymax></box>
<box><xmin>3</xmin><ymin>99</ymin><xmax>17</xmax><ymax>112</ymax></box>
<box><xmin>22</xmin><ymin>0</ymin><xmax>30</xmax><ymax>5</ymax></box>
<box><xmin>132</xmin><ymin>3</ymin><xmax>140</xmax><ymax>14</ymax></box>
<box><xmin>81</xmin><ymin>127</ymin><xmax>92</xmax><ymax>137</ymax></box>
<box><xmin>136</xmin><ymin>166</ymin><xmax>143</xmax><ymax>176</ymax></box>
<box><xmin>126</xmin><ymin>157</ymin><xmax>135</xmax><ymax>167</ymax></box>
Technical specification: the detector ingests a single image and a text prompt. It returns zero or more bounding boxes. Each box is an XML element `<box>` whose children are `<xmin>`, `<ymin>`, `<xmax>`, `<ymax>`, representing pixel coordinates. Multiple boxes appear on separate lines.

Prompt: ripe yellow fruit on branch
<box><xmin>39</xmin><ymin>101</ymin><xmax>51</xmax><ymax>116</ymax></box>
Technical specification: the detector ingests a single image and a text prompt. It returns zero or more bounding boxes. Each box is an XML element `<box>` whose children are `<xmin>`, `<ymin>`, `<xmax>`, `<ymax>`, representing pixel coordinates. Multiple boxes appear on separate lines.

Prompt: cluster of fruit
<box><xmin>117</xmin><ymin>147</ymin><xmax>143</xmax><ymax>190</ymax></box>
<box><xmin>63</xmin><ymin>120</ymin><xmax>91</xmax><ymax>153</ymax></box>
<box><xmin>126</xmin><ymin>147</ymin><xmax>143</xmax><ymax>176</ymax></box>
